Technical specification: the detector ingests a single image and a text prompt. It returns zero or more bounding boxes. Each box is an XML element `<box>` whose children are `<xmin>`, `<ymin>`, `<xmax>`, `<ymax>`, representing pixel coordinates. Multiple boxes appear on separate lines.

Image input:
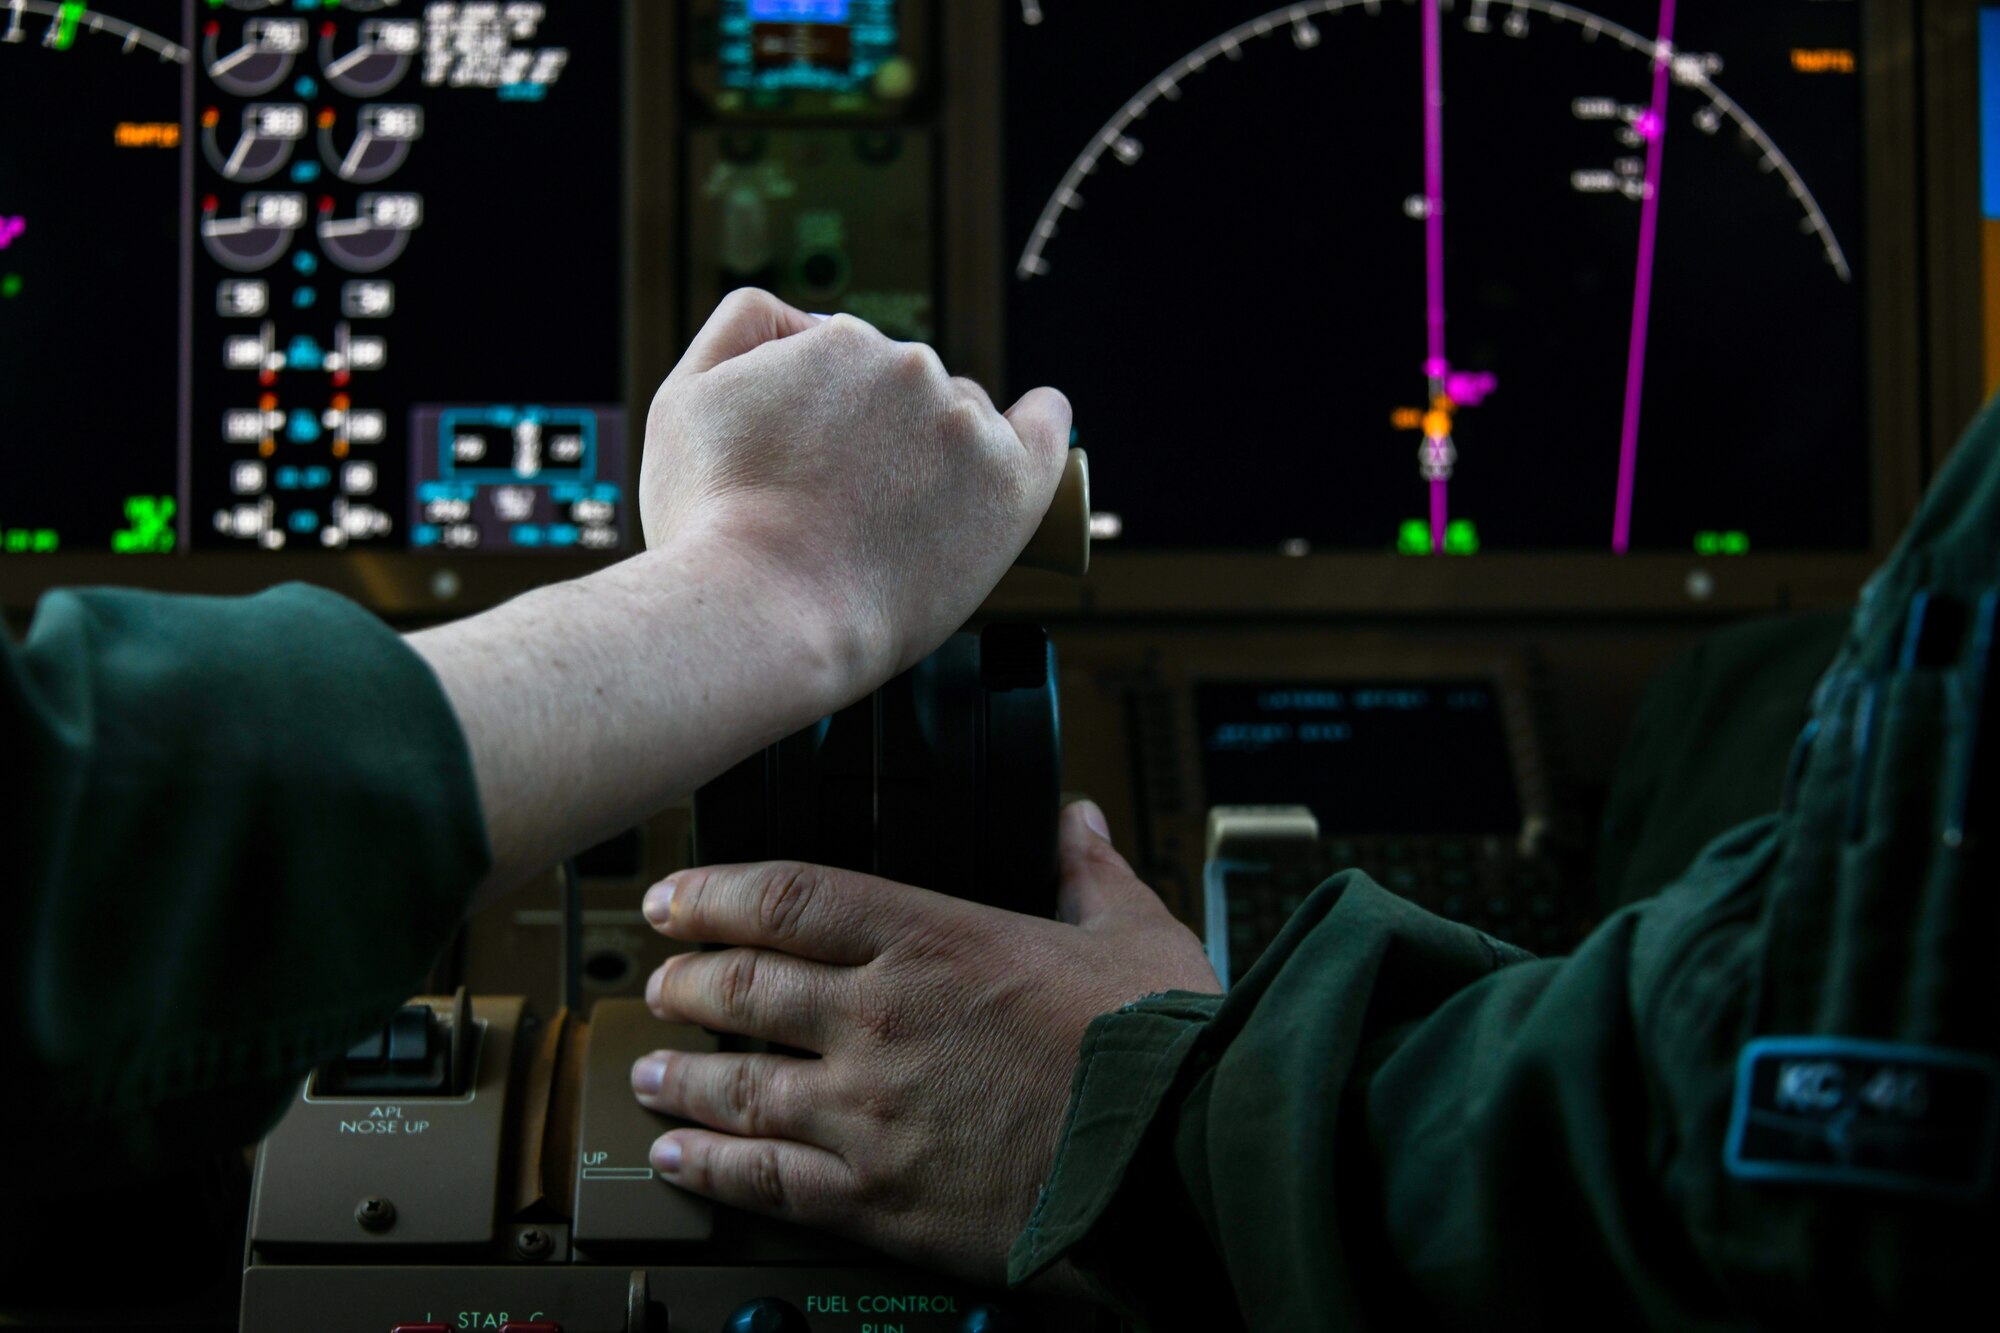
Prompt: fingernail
<box><xmin>1078</xmin><ymin>801</ymin><xmax>1110</xmax><ymax>841</ymax></box>
<box><xmin>643</xmin><ymin>880</ymin><xmax>677</xmax><ymax>928</ymax></box>
<box><xmin>631</xmin><ymin>1054</ymin><xmax>666</xmax><ymax>1097</ymax></box>
<box><xmin>652</xmin><ymin>1136</ymin><xmax>683</xmax><ymax>1173</ymax></box>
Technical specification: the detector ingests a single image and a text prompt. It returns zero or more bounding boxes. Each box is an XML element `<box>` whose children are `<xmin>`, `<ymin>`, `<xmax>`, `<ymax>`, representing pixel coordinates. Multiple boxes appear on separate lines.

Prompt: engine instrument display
<box><xmin>0</xmin><ymin>0</ymin><xmax>626</xmax><ymax>557</ymax></box>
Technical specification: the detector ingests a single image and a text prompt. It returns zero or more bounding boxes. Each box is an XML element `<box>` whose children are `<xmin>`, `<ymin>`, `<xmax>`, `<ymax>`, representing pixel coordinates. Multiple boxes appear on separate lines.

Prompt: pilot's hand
<box><xmin>630</xmin><ymin>800</ymin><xmax>1220</xmax><ymax>1284</ymax></box>
<box><xmin>640</xmin><ymin>288</ymin><xmax>1071</xmax><ymax>686</ymax></box>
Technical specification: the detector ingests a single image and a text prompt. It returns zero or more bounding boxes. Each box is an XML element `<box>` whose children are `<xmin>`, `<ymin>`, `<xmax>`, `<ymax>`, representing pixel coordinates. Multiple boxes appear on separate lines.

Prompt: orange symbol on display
<box><xmin>1790</xmin><ymin>48</ymin><xmax>1856</xmax><ymax>75</ymax></box>
<box><xmin>1421</xmin><ymin>395</ymin><xmax>1458</xmax><ymax>438</ymax></box>
<box><xmin>114</xmin><ymin>122</ymin><xmax>180</xmax><ymax>148</ymax></box>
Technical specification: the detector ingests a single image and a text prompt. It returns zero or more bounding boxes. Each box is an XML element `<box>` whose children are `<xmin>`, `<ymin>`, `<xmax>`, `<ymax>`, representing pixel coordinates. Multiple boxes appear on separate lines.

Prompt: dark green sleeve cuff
<box><xmin>1007</xmin><ymin>990</ymin><xmax>1222</xmax><ymax>1286</ymax></box>
<box><xmin>5</xmin><ymin>582</ymin><xmax>491</xmax><ymax>1181</ymax></box>
<box><xmin>1003</xmin><ymin>872</ymin><xmax>1535</xmax><ymax>1328</ymax></box>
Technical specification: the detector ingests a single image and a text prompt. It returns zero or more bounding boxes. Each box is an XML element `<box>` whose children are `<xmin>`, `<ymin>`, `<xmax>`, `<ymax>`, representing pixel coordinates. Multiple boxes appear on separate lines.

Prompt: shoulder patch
<box><xmin>1725</xmin><ymin>1037</ymin><xmax>1998</xmax><ymax>1199</ymax></box>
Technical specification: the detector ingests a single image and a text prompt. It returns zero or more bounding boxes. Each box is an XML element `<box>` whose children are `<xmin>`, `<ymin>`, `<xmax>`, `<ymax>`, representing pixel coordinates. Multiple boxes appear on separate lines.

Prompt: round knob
<box><xmin>723</xmin><ymin>1298</ymin><xmax>808</xmax><ymax>1333</ymax></box>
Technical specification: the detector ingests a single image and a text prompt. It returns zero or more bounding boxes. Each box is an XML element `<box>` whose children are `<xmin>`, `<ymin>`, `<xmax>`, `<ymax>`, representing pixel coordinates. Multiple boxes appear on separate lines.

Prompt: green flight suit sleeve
<box><xmin>1594</xmin><ymin>608</ymin><xmax>1848</xmax><ymax>914</ymax></box>
<box><xmin>2</xmin><ymin>584</ymin><xmax>491</xmax><ymax>1188</ymax></box>
<box><xmin>1011</xmin><ymin>402</ymin><xmax>2000</xmax><ymax>1327</ymax></box>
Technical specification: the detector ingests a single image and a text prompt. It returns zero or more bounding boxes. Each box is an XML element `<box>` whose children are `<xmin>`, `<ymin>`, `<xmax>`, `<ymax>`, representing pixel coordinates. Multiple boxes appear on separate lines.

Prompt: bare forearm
<box><xmin>407</xmin><ymin>534</ymin><xmax>868</xmax><ymax>906</ymax></box>
<box><xmin>405</xmin><ymin>287</ymin><xmax>1067</xmax><ymax>910</ymax></box>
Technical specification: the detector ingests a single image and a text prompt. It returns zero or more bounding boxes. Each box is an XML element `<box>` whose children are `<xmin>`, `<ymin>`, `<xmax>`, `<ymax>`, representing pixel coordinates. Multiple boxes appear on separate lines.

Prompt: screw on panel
<box><xmin>514</xmin><ymin>1226</ymin><xmax>554</xmax><ymax>1260</ymax></box>
<box><xmin>354</xmin><ymin>1196</ymin><xmax>397</xmax><ymax>1231</ymax></box>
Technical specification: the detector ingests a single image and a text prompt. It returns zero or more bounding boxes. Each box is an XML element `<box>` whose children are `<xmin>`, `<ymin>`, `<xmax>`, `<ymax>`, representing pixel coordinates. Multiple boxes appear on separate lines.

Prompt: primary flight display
<box><xmin>1005</xmin><ymin>0</ymin><xmax>1869</xmax><ymax>554</ymax></box>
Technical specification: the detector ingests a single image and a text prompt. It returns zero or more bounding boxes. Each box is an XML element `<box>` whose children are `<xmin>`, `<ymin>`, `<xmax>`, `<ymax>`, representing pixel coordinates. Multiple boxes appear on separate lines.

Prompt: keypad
<box><xmin>1216</xmin><ymin>836</ymin><xmax>1586</xmax><ymax>984</ymax></box>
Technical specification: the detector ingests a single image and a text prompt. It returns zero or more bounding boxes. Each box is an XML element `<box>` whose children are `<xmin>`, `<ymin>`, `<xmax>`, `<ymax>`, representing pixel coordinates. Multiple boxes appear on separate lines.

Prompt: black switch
<box><xmin>318</xmin><ymin>1003</ymin><xmax>452</xmax><ymax>1096</ymax></box>
<box><xmin>386</xmin><ymin>1005</ymin><xmax>432</xmax><ymax>1065</ymax></box>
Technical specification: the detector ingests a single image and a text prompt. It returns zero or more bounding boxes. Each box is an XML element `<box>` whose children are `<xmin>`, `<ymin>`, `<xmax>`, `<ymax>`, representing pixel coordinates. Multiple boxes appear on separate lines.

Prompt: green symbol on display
<box><xmin>1</xmin><ymin>528</ymin><xmax>59</xmax><ymax>553</ymax></box>
<box><xmin>1396</xmin><ymin>518</ymin><xmax>1479</xmax><ymax>555</ymax></box>
<box><xmin>1693</xmin><ymin>530</ymin><xmax>1750</xmax><ymax>556</ymax></box>
<box><xmin>53</xmin><ymin>1</ymin><xmax>83</xmax><ymax>50</ymax></box>
<box><xmin>1</xmin><ymin>274</ymin><xmax>20</xmax><ymax>299</ymax></box>
<box><xmin>112</xmin><ymin>496</ymin><xmax>176</xmax><ymax>553</ymax></box>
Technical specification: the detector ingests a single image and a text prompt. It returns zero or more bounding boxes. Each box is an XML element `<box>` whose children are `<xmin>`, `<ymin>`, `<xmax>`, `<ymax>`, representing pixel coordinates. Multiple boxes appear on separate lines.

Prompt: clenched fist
<box><xmin>642</xmin><ymin>289</ymin><xmax>1072</xmax><ymax>685</ymax></box>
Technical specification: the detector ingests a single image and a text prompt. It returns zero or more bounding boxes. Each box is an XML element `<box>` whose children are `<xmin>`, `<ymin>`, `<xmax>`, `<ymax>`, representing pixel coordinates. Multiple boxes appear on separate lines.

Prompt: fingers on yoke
<box><xmin>951</xmin><ymin>375</ymin><xmax>999</xmax><ymax>415</ymax></box>
<box><xmin>647</xmin><ymin>946</ymin><xmax>839</xmax><ymax>1049</ymax></box>
<box><xmin>1004</xmin><ymin>385</ymin><xmax>1074</xmax><ymax>464</ymax></box>
<box><xmin>1055</xmin><ymin>802</ymin><xmax>1165</xmax><ymax>927</ymax></box>
<box><xmin>715</xmin><ymin>286</ymin><xmax>782</xmax><ymax>319</ymax></box>
<box><xmin>636</xmin><ymin>1050</ymin><xmax>818</xmax><ymax>1142</ymax></box>
<box><xmin>893</xmin><ymin>339</ymin><xmax>948</xmax><ymax>383</ymax></box>
<box><xmin>681</xmin><ymin>288</ymin><xmax>817</xmax><ymax>374</ymax></box>
<box><xmin>656</xmin><ymin>1130</ymin><xmax>850</xmax><ymax>1224</ymax></box>
<box><xmin>816</xmin><ymin>311</ymin><xmax>880</xmax><ymax>353</ymax></box>
<box><xmin>673</xmin><ymin>862</ymin><xmax>893</xmax><ymax>964</ymax></box>
<box><xmin>1058</xmin><ymin>801</ymin><xmax>1131</xmax><ymax>873</ymax></box>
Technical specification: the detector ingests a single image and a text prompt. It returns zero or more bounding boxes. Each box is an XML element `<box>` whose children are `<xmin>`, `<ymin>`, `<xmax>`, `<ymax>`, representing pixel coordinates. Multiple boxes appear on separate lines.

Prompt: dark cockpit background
<box><xmin>0</xmin><ymin>1</ymin><xmax>1991</xmax><ymax>1326</ymax></box>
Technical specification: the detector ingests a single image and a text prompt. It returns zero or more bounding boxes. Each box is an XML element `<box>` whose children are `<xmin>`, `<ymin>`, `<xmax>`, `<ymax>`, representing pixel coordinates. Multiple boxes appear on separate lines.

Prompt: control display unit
<box><xmin>1197</xmin><ymin>676</ymin><xmax>1522</xmax><ymax>834</ymax></box>
<box><xmin>1</xmin><ymin>1</ymin><xmax>628</xmax><ymax>561</ymax></box>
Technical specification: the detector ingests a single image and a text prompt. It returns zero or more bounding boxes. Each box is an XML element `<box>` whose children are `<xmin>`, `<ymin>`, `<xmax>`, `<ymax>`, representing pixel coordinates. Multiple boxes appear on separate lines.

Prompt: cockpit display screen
<box><xmin>0</xmin><ymin>0</ymin><xmax>626</xmax><ymax>558</ymax></box>
<box><xmin>1197</xmin><ymin>677</ymin><xmax>1523</xmax><ymax>834</ymax></box>
<box><xmin>1007</xmin><ymin>1</ymin><xmax>1869</xmax><ymax>555</ymax></box>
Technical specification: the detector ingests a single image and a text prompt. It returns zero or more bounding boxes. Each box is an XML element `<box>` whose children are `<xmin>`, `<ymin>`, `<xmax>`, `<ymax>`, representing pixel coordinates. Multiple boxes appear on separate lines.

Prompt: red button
<box><xmin>499</xmin><ymin>1324</ymin><xmax>562</xmax><ymax>1333</ymax></box>
<box><xmin>390</xmin><ymin>1326</ymin><xmax>449</xmax><ymax>1333</ymax></box>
